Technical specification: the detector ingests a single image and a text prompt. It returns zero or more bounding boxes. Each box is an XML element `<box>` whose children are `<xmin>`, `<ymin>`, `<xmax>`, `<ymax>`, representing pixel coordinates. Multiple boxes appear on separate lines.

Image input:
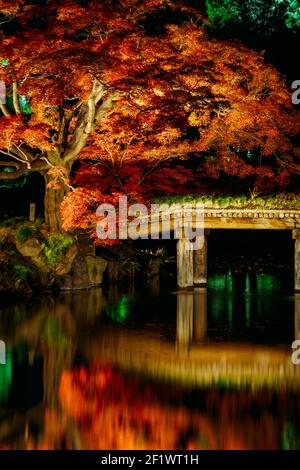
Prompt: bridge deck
<box><xmin>202</xmin><ymin>209</ymin><xmax>300</xmax><ymax>229</ymax></box>
<box><xmin>138</xmin><ymin>208</ymin><xmax>300</xmax><ymax>233</ymax></box>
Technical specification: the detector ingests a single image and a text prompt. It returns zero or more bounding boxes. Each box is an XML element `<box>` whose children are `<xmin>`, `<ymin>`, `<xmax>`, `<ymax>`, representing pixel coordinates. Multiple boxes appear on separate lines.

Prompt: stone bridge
<box><xmin>137</xmin><ymin>207</ymin><xmax>300</xmax><ymax>289</ymax></box>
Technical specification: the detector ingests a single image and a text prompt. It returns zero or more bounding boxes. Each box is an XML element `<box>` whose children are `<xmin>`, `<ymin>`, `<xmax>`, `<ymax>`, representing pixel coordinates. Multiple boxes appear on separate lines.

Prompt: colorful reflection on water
<box><xmin>0</xmin><ymin>274</ymin><xmax>300</xmax><ymax>450</ymax></box>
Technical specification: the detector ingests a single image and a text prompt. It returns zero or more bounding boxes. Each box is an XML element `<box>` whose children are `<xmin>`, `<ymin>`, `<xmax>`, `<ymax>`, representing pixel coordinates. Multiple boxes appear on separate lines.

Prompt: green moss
<box><xmin>15</xmin><ymin>225</ymin><xmax>33</xmax><ymax>243</ymax></box>
<box><xmin>42</xmin><ymin>233</ymin><xmax>74</xmax><ymax>268</ymax></box>
<box><xmin>15</xmin><ymin>218</ymin><xmax>42</xmax><ymax>242</ymax></box>
<box><xmin>153</xmin><ymin>193</ymin><xmax>300</xmax><ymax>210</ymax></box>
<box><xmin>0</xmin><ymin>216</ymin><xmax>27</xmax><ymax>228</ymax></box>
<box><xmin>13</xmin><ymin>264</ymin><xmax>30</xmax><ymax>282</ymax></box>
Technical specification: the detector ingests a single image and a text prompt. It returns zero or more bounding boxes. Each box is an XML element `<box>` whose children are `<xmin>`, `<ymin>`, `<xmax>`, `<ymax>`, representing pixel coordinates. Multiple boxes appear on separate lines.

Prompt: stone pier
<box><xmin>294</xmin><ymin>230</ymin><xmax>300</xmax><ymax>293</ymax></box>
<box><xmin>177</xmin><ymin>233</ymin><xmax>208</xmax><ymax>289</ymax></box>
<box><xmin>193</xmin><ymin>233</ymin><xmax>208</xmax><ymax>288</ymax></box>
<box><xmin>176</xmin><ymin>238</ymin><xmax>194</xmax><ymax>289</ymax></box>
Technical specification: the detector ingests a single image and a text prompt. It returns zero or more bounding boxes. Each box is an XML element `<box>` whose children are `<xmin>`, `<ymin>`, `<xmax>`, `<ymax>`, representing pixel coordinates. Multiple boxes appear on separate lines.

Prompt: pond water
<box><xmin>0</xmin><ymin>268</ymin><xmax>300</xmax><ymax>450</ymax></box>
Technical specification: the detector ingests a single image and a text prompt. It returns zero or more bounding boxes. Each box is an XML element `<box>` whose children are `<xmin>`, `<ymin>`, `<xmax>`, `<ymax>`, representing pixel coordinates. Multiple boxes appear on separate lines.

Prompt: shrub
<box><xmin>15</xmin><ymin>225</ymin><xmax>33</xmax><ymax>243</ymax></box>
<box><xmin>42</xmin><ymin>233</ymin><xmax>74</xmax><ymax>268</ymax></box>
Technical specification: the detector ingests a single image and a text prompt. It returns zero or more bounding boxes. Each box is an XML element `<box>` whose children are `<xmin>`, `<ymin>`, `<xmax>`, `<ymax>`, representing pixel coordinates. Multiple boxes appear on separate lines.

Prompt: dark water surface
<box><xmin>0</xmin><ymin>271</ymin><xmax>300</xmax><ymax>449</ymax></box>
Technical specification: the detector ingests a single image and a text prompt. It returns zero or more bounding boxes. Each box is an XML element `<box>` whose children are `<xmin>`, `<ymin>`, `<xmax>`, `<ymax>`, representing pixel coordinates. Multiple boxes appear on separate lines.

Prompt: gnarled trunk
<box><xmin>44</xmin><ymin>172</ymin><xmax>68</xmax><ymax>233</ymax></box>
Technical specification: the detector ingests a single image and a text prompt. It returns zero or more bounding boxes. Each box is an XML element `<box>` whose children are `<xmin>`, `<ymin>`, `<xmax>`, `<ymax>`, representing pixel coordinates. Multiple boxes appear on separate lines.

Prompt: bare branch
<box><xmin>63</xmin><ymin>80</ymin><xmax>117</xmax><ymax>163</ymax></box>
<box><xmin>14</xmin><ymin>144</ymin><xmax>32</xmax><ymax>167</ymax></box>
<box><xmin>57</xmin><ymin>108</ymin><xmax>73</xmax><ymax>146</ymax></box>
<box><xmin>63</xmin><ymin>80</ymin><xmax>106</xmax><ymax>162</ymax></box>
<box><xmin>0</xmin><ymin>103</ymin><xmax>11</xmax><ymax>117</ymax></box>
<box><xmin>94</xmin><ymin>91</ymin><xmax>117</xmax><ymax>122</ymax></box>
<box><xmin>12</xmin><ymin>81</ymin><xmax>21</xmax><ymax>114</ymax></box>
<box><xmin>0</xmin><ymin>148</ymin><xmax>29</xmax><ymax>168</ymax></box>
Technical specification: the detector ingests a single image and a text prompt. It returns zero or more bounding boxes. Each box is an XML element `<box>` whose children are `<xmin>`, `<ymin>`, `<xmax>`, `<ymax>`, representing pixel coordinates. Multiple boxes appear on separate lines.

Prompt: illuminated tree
<box><xmin>0</xmin><ymin>0</ymin><xmax>299</xmax><ymax>234</ymax></box>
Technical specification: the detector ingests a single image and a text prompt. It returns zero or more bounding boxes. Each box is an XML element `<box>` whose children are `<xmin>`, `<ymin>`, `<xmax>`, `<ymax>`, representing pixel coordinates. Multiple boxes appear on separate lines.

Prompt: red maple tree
<box><xmin>0</xmin><ymin>0</ymin><xmax>299</xmax><ymax>233</ymax></box>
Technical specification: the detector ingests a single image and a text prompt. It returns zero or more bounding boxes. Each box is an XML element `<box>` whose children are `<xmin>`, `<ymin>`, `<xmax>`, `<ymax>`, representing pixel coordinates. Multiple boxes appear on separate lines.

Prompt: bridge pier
<box><xmin>177</xmin><ymin>233</ymin><xmax>208</xmax><ymax>289</ymax></box>
<box><xmin>293</xmin><ymin>230</ymin><xmax>300</xmax><ymax>292</ymax></box>
<box><xmin>176</xmin><ymin>290</ymin><xmax>207</xmax><ymax>350</ymax></box>
<box><xmin>193</xmin><ymin>233</ymin><xmax>208</xmax><ymax>288</ymax></box>
<box><xmin>177</xmin><ymin>238</ymin><xmax>194</xmax><ymax>289</ymax></box>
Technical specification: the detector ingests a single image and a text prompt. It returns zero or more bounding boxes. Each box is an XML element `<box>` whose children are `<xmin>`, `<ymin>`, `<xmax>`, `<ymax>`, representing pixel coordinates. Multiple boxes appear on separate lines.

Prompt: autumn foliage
<box><xmin>0</xmin><ymin>1</ymin><xmax>300</xmax><ymax>233</ymax></box>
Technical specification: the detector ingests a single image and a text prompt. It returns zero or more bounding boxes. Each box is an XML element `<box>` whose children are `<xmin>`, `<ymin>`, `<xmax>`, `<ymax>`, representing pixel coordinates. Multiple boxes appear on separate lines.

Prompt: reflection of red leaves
<box><xmin>57</xmin><ymin>364</ymin><xmax>217</xmax><ymax>450</ymax></box>
<box><xmin>60</xmin><ymin>364</ymin><xmax>283</xmax><ymax>450</ymax></box>
<box><xmin>59</xmin><ymin>366</ymin><xmax>115</xmax><ymax>421</ymax></box>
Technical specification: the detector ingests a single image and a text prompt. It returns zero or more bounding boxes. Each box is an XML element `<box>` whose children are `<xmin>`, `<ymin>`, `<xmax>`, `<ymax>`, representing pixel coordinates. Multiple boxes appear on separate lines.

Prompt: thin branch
<box><xmin>139</xmin><ymin>154</ymin><xmax>175</xmax><ymax>184</ymax></box>
<box><xmin>0</xmin><ymin>147</ymin><xmax>31</xmax><ymax>170</ymax></box>
<box><xmin>0</xmin><ymin>148</ymin><xmax>30</xmax><ymax>168</ymax></box>
<box><xmin>0</xmin><ymin>13</ymin><xmax>16</xmax><ymax>26</ymax></box>
<box><xmin>41</xmin><ymin>155</ymin><xmax>56</xmax><ymax>169</ymax></box>
<box><xmin>14</xmin><ymin>144</ymin><xmax>32</xmax><ymax>167</ymax></box>
<box><xmin>0</xmin><ymin>103</ymin><xmax>11</xmax><ymax>117</ymax></box>
<box><xmin>12</xmin><ymin>81</ymin><xmax>21</xmax><ymax>114</ymax></box>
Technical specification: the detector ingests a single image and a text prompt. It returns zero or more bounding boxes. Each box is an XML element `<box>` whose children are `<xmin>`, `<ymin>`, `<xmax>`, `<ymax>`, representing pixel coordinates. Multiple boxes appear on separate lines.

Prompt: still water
<box><xmin>0</xmin><ymin>270</ymin><xmax>300</xmax><ymax>450</ymax></box>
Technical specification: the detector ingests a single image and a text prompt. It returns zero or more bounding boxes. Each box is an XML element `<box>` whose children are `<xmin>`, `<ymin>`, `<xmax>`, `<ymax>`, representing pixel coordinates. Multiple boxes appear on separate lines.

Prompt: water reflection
<box><xmin>295</xmin><ymin>294</ymin><xmax>300</xmax><ymax>340</ymax></box>
<box><xmin>0</xmin><ymin>283</ymin><xmax>299</xmax><ymax>450</ymax></box>
<box><xmin>176</xmin><ymin>290</ymin><xmax>207</xmax><ymax>347</ymax></box>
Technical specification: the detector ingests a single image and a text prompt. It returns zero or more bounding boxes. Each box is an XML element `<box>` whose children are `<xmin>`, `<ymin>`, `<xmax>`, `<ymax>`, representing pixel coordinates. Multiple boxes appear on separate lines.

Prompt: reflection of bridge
<box><xmin>84</xmin><ymin>290</ymin><xmax>300</xmax><ymax>391</ymax></box>
<box><xmin>3</xmin><ymin>288</ymin><xmax>300</xmax><ymax>397</ymax></box>
<box><xmin>139</xmin><ymin>207</ymin><xmax>300</xmax><ymax>289</ymax></box>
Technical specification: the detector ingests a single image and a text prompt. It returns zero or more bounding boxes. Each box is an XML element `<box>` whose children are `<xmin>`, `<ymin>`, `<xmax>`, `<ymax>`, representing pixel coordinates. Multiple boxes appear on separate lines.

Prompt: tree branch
<box><xmin>63</xmin><ymin>80</ymin><xmax>105</xmax><ymax>162</ymax></box>
<box><xmin>0</xmin><ymin>160</ymin><xmax>27</xmax><ymax>179</ymax></box>
<box><xmin>0</xmin><ymin>103</ymin><xmax>11</xmax><ymax>117</ymax></box>
<box><xmin>63</xmin><ymin>80</ymin><xmax>117</xmax><ymax>163</ymax></box>
<box><xmin>0</xmin><ymin>146</ymin><xmax>32</xmax><ymax>168</ymax></box>
<box><xmin>94</xmin><ymin>91</ymin><xmax>117</xmax><ymax>122</ymax></box>
<box><xmin>12</xmin><ymin>81</ymin><xmax>21</xmax><ymax>114</ymax></box>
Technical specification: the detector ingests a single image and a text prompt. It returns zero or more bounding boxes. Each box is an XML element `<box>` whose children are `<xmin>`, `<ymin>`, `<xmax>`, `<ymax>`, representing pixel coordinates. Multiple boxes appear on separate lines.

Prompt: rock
<box><xmin>59</xmin><ymin>253</ymin><xmax>108</xmax><ymax>290</ymax></box>
<box><xmin>54</xmin><ymin>244</ymin><xmax>78</xmax><ymax>276</ymax></box>
<box><xmin>16</xmin><ymin>237</ymin><xmax>42</xmax><ymax>259</ymax></box>
<box><xmin>118</xmin><ymin>259</ymin><xmax>140</xmax><ymax>281</ymax></box>
<box><xmin>108</xmin><ymin>261</ymin><xmax>119</xmax><ymax>283</ymax></box>
<box><xmin>146</xmin><ymin>258</ymin><xmax>162</xmax><ymax>278</ymax></box>
<box><xmin>86</xmin><ymin>255</ymin><xmax>108</xmax><ymax>287</ymax></box>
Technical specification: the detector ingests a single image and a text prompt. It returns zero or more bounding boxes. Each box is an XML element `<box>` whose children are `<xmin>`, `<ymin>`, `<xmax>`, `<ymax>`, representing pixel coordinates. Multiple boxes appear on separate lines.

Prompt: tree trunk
<box><xmin>44</xmin><ymin>173</ymin><xmax>68</xmax><ymax>233</ymax></box>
